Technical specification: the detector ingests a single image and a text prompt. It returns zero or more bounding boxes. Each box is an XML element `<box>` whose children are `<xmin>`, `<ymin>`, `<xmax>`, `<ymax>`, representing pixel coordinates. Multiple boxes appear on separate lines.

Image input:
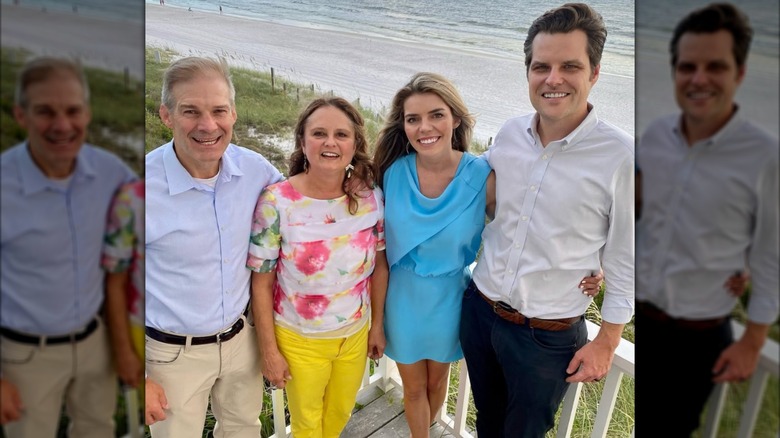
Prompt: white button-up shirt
<box><xmin>473</xmin><ymin>108</ymin><xmax>635</xmax><ymax>323</ymax></box>
<box><xmin>636</xmin><ymin>111</ymin><xmax>779</xmax><ymax>323</ymax></box>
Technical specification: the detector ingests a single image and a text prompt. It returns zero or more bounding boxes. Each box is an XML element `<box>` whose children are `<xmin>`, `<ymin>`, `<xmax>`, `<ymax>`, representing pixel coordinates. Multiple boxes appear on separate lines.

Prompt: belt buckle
<box><xmin>216</xmin><ymin>326</ymin><xmax>232</xmax><ymax>345</ymax></box>
<box><xmin>493</xmin><ymin>300</ymin><xmax>514</xmax><ymax>314</ymax></box>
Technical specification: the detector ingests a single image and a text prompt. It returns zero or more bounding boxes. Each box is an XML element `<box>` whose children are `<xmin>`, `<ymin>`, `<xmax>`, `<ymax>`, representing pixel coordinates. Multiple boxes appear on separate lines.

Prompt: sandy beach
<box><xmin>0</xmin><ymin>3</ymin><xmax>144</xmax><ymax>79</ymax></box>
<box><xmin>145</xmin><ymin>4</ymin><xmax>635</xmax><ymax>143</ymax></box>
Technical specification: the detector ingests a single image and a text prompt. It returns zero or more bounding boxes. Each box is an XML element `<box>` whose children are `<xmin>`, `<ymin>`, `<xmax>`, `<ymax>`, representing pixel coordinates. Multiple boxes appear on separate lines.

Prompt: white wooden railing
<box><xmin>700</xmin><ymin>321</ymin><xmax>780</xmax><ymax>438</ymax></box>
<box><xmin>264</xmin><ymin>319</ymin><xmax>779</xmax><ymax>438</ymax></box>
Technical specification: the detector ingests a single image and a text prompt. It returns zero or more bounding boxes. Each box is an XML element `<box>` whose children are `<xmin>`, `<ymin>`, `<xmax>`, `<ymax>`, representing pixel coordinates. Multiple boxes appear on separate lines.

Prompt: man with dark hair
<box><xmin>635</xmin><ymin>3</ymin><xmax>778</xmax><ymax>437</ymax></box>
<box><xmin>144</xmin><ymin>56</ymin><xmax>283</xmax><ymax>437</ymax></box>
<box><xmin>460</xmin><ymin>4</ymin><xmax>634</xmax><ymax>437</ymax></box>
<box><xmin>0</xmin><ymin>56</ymin><xmax>136</xmax><ymax>437</ymax></box>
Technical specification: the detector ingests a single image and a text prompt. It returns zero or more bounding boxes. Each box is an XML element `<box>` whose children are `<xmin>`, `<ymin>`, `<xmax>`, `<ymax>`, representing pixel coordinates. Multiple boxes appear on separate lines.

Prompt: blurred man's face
<box><xmin>527</xmin><ymin>30</ymin><xmax>599</xmax><ymax>129</ymax></box>
<box><xmin>159</xmin><ymin>72</ymin><xmax>236</xmax><ymax>178</ymax></box>
<box><xmin>674</xmin><ymin>29</ymin><xmax>745</xmax><ymax>126</ymax></box>
<box><xmin>12</xmin><ymin>71</ymin><xmax>91</xmax><ymax>178</ymax></box>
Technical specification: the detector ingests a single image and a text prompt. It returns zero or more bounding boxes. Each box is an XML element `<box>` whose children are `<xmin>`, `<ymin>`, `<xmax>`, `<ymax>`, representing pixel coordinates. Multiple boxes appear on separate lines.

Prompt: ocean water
<box><xmin>1</xmin><ymin>0</ymin><xmax>144</xmax><ymax>23</ymax></box>
<box><xmin>637</xmin><ymin>0</ymin><xmax>779</xmax><ymax>58</ymax></box>
<box><xmin>144</xmin><ymin>0</ymin><xmax>636</xmax><ymax>78</ymax></box>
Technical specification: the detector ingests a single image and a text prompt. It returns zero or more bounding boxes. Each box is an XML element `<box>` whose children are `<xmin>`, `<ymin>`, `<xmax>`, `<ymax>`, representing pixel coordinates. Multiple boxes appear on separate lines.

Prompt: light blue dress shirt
<box><xmin>636</xmin><ymin>111</ymin><xmax>779</xmax><ymax>323</ymax></box>
<box><xmin>145</xmin><ymin>142</ymin><xmax>283</xmax><ymax>335</ymax></box>
<box><xmin>1</xmin><ymin>142</ymin><xmax>136</xmax><ymax>335</ymax></box>
<box><xmin>473</xmin><ymin>107</ymin><xmax>635</xmax><ymax>324</ymax></box>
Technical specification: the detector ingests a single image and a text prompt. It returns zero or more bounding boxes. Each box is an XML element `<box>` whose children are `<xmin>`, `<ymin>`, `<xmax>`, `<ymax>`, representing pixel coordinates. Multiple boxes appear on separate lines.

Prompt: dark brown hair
<box><xmin>670</xmin><ymin>3</ymin><xmax>753</xmax><ymax>68</ymax></box>
<box><xmin>523</xmin><ymin>3</ymin><xmax>607</xmax><ymax>75</ymax></box>
<box><xmin>290</xmin><ymin>97</ymin><xmax>376</xmax><ymax>214</ymax></box>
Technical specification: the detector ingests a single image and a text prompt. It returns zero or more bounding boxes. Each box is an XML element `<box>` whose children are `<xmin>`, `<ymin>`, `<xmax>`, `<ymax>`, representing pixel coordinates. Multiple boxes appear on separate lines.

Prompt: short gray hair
<box><xmin>161</xmin><ymin>56</ymin><xmax>235</xmax><ymax>110</ymax></box>
<box><xmin>14</xmin><ymin>57</ymin><xmax>90</xmax><ymax>108</ymax></box>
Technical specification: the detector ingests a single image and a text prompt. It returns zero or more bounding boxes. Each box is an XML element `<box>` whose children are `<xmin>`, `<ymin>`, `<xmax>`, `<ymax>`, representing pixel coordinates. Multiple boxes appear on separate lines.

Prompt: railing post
<box><xmin>591</xmin><ymin>369</ymin><xmax>624</xmax><ymax>438</ymax></box>
<box><xmin>702</xmin><ymin>383</ymin><xmax>729</xmax><ymax>438</ymax></box>
<box><xmin>557</xmin><ymin>383</ymin><xmax>582</xmax><ymax>438</ymax></box>
<box><xmin>737</xmin><ymin>369</ymin><xmax>770</xmax><ymax>438</ymax></box>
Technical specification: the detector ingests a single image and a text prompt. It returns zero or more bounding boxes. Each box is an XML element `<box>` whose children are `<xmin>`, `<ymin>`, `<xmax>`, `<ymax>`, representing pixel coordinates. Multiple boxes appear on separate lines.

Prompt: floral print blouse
<box><xmin>247</xmin><ymin>180</ymin><xmax>385</xmax><ymax>334</ymax></box>
<box><xmin>101</xmin><ymin>180</ymin><xmax>145</xmax><ymax>326</ymax></box>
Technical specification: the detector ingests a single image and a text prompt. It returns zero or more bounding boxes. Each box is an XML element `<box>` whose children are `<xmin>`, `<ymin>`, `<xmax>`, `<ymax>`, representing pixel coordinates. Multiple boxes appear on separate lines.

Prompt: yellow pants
<box><xmin>130</xmin><ymin>323</ymin><xmax>145</xmax><ymax>400</ymax></box>
<box><xmin>275</xmin><ymin>323</ymin><xmax>368</xmax><ymax>438</ymax></box>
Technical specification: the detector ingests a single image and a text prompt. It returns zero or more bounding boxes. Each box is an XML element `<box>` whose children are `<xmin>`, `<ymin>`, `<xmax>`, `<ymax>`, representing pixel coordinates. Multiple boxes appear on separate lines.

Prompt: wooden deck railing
<box><xmin>262</xmin><ymin>319</ymin><xmax>779</xmax><ymax>438</ymax></box>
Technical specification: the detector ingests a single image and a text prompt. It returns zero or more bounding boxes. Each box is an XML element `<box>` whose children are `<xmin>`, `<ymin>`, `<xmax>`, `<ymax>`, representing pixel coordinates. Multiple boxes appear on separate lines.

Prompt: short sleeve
<box><xmin>102</xmin><ymin>184</ymin><xmax>137</xmax><ymax>273</ymax></box>
<box><xmin>373</xmin><ymin>186</ymin><xmax>386</xmax><ymax>252</ymax></box>
<box><xmin>247</xmin><ymin>188</ymin><xmax>282</xmax><ymax>272</ymax></box>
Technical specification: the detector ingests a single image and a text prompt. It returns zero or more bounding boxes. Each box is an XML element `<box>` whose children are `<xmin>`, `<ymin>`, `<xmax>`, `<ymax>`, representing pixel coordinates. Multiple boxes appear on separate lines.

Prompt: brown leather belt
<box><xmin>470</xmin><ymin>282</ymin><xmax>581</xmax><ymax>331</ymax></box>
<box><xmin>636</xmin><ymin>301</ymin><xmax>728</xmax><ymax>331</ymax></box>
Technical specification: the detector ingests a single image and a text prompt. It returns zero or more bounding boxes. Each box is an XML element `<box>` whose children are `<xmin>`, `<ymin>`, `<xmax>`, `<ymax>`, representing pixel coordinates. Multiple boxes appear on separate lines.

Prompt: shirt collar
<box><xmin>526</xmin><ymin>103</ymin><xmax>598</xmax><ymax>150</ymax></box>
<box><xmin>162</xmin><ymin>141</ymin><xmax>244</xmax><ymax>196</ymax></box>
<box><xmin>18</xmin><ymin>142</ymin><xmax>96</xmax><ymax>196</ymax></box>
<box><xmin>673</xmin><ymin>104</ymin><xmax>744</xmax><ymax>147</ymax></box>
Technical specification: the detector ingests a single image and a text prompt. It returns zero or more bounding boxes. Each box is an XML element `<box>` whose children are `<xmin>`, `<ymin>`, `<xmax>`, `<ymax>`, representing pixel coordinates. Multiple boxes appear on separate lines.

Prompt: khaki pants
<box><xmin>146</xmin><ymin>315</ymin><xmax>264</xmax><ymax>437</ymax></box>
<box><xmin>1</xmin><ymin>319</ymin><xmax>117</xmax><ymax>438</ymax></box>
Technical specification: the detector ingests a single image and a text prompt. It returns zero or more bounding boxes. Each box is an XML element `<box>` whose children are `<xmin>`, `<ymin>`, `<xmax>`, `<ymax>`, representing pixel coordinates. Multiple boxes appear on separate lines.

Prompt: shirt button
<box><xmin>508</xmin><ymin>269</ymin><xmax>514</xmax><ymax>274</ymax></box>
<box><xmin>530</xmin><ymin>185</ymin><xmax>537</xmax><ymax>191</ymax></box>
<box><xmin>224</xmin><ymin>259</ymin><xmax>229</xmax><ymax>263</ymax></box>
<box><xmin>514</xmin><ymin>243</ymin><xmax>521</xmax><ymax>248</ymax></box>
<box><xmin>542</xmin><ymin>154</ymin><xmax>549</xmax><ymax>160</ymax></box>
<box><xmin>521</xmin><ymin>215</ymin><xmax>528</xmax><ymax>221</ymax></box>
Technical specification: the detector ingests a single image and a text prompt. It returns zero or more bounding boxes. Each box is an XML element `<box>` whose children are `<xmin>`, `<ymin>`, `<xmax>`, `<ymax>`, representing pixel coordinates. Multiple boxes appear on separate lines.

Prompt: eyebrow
<box><xmin>531</xmin><ymin>59</ymin><xmax>585</xmax><ymax>67</ymax></box>
<box><xmin>178</xmin><ymin>104</ymin><xmax>230</xmax><ymax>110</ymax></box>
<box><xmin>405</xmin><ymin>107</ymin><xmax>447</xmax><ymax>117</ymax></box>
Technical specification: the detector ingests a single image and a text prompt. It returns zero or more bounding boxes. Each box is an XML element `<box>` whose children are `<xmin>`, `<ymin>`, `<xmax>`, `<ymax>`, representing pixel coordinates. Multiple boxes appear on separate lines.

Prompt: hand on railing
<box><xmin>145</xmin><ymin>377</ymin><xmax>169</xmax><ymax>425</ymax></box>
<box><xmin>262</xmin><ymin>348</ymin><xmax>293</xmax><ymax>390</ymax></box>
<box><xmin>0</xmin><ymin>379</ymin><xmax>23</xmax><ymax>425</ymax></box>
<box><xmin>368</xmin><ymin>322</ymin><xmax>386</xmax><ymax>360</ymax></box>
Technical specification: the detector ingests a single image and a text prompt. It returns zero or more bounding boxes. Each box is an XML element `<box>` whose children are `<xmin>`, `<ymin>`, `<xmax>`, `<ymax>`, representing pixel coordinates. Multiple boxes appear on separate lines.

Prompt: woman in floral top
<box><xmin>247</xmin><ymin>97</ymin><xmax>388</xmax><ymax>438</ymax></box>
<box><xmin>102</xmin><ymin>179</ymin><xmax>145</xmax><ymax>392</ymax></box>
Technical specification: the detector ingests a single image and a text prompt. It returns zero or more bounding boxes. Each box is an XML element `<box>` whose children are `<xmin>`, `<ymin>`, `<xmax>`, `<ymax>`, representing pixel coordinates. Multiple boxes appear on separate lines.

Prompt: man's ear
<box><xmin>159</xmin><ymin>104</ymin><xmax>173</xmax><ymax>129</ymax></box>
<box><xmin>591</xmin><ymin>64</ymin><xmax>601</xmax><ymax>85</ymax></box>
<box><xmin>736</xmin><ymin>64</ymin><xmax>746</xmax><ymax>85</ymax></box>
<box><xmin>12</xmin><ymin>105</ymin><xmax>27</xmax><ymax>130</ymax></box>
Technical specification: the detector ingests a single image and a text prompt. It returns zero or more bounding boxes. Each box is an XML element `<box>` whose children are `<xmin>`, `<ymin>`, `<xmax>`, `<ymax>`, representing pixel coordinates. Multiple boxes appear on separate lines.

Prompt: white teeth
<box><xmin>419</xmin><ymin>137</ymin><xmax>438</xmax><ymax>145</ymax></box>
<box><xmin>687</xmin><ymin>91</ymin><xmax>713</xmax><ymax>99</ymax></box>
<box><xmin>543</xmin><ymin>92</ymin><xmax>567</xmax><ymax>98</ymax></box>
<box><xmin>321</xmin><ymin>152</ymin><xmax>339</xmax><ymax>157</ymax></box>
<box><xmin>195</xmin><ymin>138</ymin><xmax>218</xmax><ymax>145</ymax></box>
<box><xmin>46</xmin><ymin>137</ymin><xmax>73</xmax><ymax>145</ymax></box>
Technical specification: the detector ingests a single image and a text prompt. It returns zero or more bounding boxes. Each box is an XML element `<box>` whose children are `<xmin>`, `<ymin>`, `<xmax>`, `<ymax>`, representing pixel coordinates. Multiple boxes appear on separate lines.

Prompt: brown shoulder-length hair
<box><xmin>289</xmin><ymin>97</ymin><xmax>376</xmax><ymax>215</ymax></box>
<box><xmin>373</xmin><ymin>72</ymin><xmax>475</xmax><ymax>189</ymax></box>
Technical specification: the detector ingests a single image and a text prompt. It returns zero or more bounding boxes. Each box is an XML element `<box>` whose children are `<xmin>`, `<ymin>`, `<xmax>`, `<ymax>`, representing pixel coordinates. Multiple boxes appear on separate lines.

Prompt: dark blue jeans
<box><xmin>634</xmin><ymin>303</ymin><xmax>733</xmax><ymax>437</ymax></box>
<box><xmin>459</xmin><ymin>282</ymin><xmax>587</xmax><ymax>438</ymax></box>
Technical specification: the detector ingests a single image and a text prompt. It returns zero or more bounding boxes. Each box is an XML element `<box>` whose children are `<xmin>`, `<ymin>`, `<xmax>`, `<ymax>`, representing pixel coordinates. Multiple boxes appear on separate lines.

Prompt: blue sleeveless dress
<box><xmin>383</xmin><ymin>153</ymin><xmax>491</xmax><ymax>364</ymax></box>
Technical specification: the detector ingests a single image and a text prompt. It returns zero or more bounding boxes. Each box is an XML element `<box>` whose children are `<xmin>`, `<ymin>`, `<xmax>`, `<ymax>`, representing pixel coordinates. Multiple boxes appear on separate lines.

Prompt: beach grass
<box><xmin>1</xmin><ymin>46</ymin><xmax>145</xmax><ymax>175</ymax></box>
<box><xmin>143</xmin><ymin>47</ymin><xmax>780</xmax><ymax>437</ymax></box>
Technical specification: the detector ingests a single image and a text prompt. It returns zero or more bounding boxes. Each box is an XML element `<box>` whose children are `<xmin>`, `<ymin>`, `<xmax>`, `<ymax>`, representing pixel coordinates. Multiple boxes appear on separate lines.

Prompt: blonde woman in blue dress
<box><xmin>374</xmin><ymin>72</ymin><xmax>603</xmax><ymax>437</ymax></box>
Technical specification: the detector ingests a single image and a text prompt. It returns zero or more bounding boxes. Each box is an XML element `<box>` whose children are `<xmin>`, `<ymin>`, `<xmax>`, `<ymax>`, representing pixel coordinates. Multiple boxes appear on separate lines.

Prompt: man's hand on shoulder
<box><xmin>0</xmin><ymin>378</ymin><xmax>23</xmax><ymax>425</ymax></box>
<box><xmin>145</xmin><ymin>378</ymin><xmax>169</xmax><ymax>425</ymax></box>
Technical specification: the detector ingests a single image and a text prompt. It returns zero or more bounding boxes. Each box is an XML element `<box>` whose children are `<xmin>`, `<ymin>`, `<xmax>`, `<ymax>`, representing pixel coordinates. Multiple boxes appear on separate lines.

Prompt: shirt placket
<box><xmin>654</xmin><ymin>139</ymin><xmax>704</xmax><ymax>305</ymax></box>
<box><xmin>500</xmin><ymin>144</ymin><xmax>558</xmax><ymax>298</ymax></box>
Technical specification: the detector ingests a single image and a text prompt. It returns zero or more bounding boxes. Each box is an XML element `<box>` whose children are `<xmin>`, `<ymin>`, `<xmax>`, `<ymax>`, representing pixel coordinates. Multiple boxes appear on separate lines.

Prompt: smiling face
<box><xmin>301</xmin><ymin>105</ymin><xmax>356</xmax><ymax>175</ymax></box>
<box><xmin>159</xmin><ymin>71</ymin><xmax>237</xmax><ymax>178</ymax></box>
<box><xmin>13</xmin><ymin>70</ymin><xmax>91</xmax><ymax>178</ymax></box>
<box><xmin>403</xmin><ymin>92</ymin><xmax>460</xmax><ymax>158</ymax></box>
<box><xmin>527</xmin><ymin>30</ymin><xmax>599</xmax><ymax>133</ymax></box>
<box><xmin>674</xmin><ymin>29</ymin><xmax>744</xmax><ymax>130</ymax></box>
